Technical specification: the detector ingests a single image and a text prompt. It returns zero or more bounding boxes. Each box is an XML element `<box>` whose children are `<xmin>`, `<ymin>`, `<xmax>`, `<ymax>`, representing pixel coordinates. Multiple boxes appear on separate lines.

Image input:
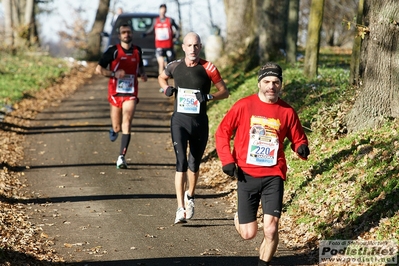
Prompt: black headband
<box><xmin>257</xmin><ymin>67</ymin><xmax>283</xmax><ymax>83</ymax></box>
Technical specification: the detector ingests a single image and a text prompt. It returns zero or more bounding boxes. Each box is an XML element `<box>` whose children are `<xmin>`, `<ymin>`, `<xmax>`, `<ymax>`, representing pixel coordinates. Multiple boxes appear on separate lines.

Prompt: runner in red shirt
<box><xmin>96</xmin><ymin>24</ymin><xmax>147</xmax><ymax>169</ymax></box>
<box><xmin>154</xmin><ymin>4</ymin><xmax>180</xmax><ymax>75</ymax></box>
<box><xmin>215</xmin><ymin>63</ymin><xmax>309</xmax><ymax>266</ymax></box>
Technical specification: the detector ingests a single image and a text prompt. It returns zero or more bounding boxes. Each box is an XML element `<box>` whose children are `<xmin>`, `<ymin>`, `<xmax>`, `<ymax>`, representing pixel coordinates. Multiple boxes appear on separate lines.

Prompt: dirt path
<box><xmin>22</xmin><ymin>76</ymin><xmax>312</xmax><ymax>265</ymax></box>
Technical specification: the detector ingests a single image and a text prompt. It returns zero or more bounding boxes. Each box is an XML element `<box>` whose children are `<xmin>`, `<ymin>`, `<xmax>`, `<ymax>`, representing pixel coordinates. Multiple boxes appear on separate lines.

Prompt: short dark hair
<box><xmin>118</xmin><ymin>23</ymin><xmax>133</xmax><ymax>33</ymax></box>
<box><xmin>160</xmin><ymin>4</ymin><xmax>166</xmax><ymax>8</ymax></box>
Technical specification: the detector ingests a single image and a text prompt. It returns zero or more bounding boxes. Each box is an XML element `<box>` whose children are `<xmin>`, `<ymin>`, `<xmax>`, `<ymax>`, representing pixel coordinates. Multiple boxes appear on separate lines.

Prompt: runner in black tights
<box><xmin>158</xmin><ymin>32</ymin><xmax>229</xmax><ymax>224</ymax></box>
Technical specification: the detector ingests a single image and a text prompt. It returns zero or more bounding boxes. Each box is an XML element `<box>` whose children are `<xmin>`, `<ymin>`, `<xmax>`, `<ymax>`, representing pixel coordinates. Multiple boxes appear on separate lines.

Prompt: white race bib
<box><xmin>246</xmin><ymin>116</ymin><xmax>280</xmax><ymax>166</ymax></box>
<box><xmin>116</xmin><ymin>75</ymin><xmax>135</xmax><ymax>94</ymax></box>
<box><xmin>155</xmin><ymin>28</ymin><xmax>170</xmax><ymax>41</ymax></box>
<box><xmin>176</xmin><ymin>87</ymin><xmax>201</xmax><ymax>114</ymax></box>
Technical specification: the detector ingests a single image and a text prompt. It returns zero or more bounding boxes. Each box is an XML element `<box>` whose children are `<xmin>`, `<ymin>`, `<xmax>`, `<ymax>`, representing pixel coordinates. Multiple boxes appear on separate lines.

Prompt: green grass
<box><xmin>0</xmin><ymin>51</ymin><xmax>70</xmax><ymax>105</ymax></box>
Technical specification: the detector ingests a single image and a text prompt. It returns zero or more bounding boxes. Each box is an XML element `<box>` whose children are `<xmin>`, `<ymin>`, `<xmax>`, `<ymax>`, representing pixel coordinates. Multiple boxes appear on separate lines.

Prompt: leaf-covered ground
<box><xmin>0</xmin><ymin>62</ymin><xmax>95</xmax><ymax>265</ymax></box>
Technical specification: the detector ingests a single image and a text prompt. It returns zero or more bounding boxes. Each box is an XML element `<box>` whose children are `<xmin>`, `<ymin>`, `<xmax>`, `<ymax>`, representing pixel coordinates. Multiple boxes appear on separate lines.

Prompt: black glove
<box><xmin>222</xmin><ymin>163</ymin><xmax>236</xmax><ymax>177</ymax></box>
<box><xmin>195</xmin><ymin>91</ymin><xmax>208</xmax><ymax>103</ymax></box>
<box><xmin>164</xmin><ymin>86</ymin><xmax>177</xmax><ymax>97</ymax></box>
<box><xmin>297</xmin><ymin>144</ymin><xmax>310</xmax><ymax>159</ymax></box>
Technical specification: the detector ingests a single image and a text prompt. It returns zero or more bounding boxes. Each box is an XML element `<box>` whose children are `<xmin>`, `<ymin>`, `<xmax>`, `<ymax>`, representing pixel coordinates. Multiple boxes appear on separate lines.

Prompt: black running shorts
<box><xmin>156</xmin><ymin>48</ymin><xmax>176</xmax><ymax>63</ymax></box>
<box><xmin>236</xmin><ymin>170</ymin><xmax>284</xmax><ymax>224</ymax></box>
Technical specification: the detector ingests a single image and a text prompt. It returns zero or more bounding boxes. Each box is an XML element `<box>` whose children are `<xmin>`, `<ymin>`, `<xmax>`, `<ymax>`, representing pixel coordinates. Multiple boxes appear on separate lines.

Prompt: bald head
<box><xmin>183</xmin><ymin>32</ymin><xmax>201</xmax><ymax>45</ymax></box>
<box><xmin>182</xmin><ymin>32</ymin><xmax>202</xmax><ymax>62</ymax></box>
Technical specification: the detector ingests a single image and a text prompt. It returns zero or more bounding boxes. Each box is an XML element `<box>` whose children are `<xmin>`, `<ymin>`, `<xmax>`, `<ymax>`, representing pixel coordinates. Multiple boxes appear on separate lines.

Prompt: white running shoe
<box><xmin>184</xmin><ymin>191</ymin><xmax>195</xmax><ymax>220</ymax></box>
<box><xmin>116</xmin><ymin>155</ymin><xmax>127</xmax><ymax>169</ymax></box>
<box><xmin>174</xmin><ymin>207</ymin><xmax>187</xmax><ymax>224</ymax></box>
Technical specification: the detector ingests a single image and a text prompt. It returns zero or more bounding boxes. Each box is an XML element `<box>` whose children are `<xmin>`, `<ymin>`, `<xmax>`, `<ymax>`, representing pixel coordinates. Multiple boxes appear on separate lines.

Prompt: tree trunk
<box><xmin>31</xmin><ymin>7</ymin><xmax>40</xmax><ymax>46</ymax></box>
<box><xmin>3</xmin><ymin>0</ymin><xmax>40</xmax><ymax>48</ymax></box>
<box><xmin>174</xmin><ymin>0</ymin><xmax>182</xmax><ymax>42</ymax></box>
<box><xmin>325</xmin><ymin>28</ymin><xmax>335</xmax><ymax>46</ymax></box>
<box><xmin>24</xmin><ymin>0</ymin><xmax>39</xmax><ymax>46</ymax></box>
<box><xmin>223</xmin><ymin>0</ymin><xmax>289</xmax><ymax>68</ymax></box>
<box><xmin>223</xmin><ymin>0</ymin><xmax>259</xmax><ymax>70</ymax></box>
<box><xmin>349</xmin><ymin>0</ymin><xmax>365</xmax><ymax>85</ymax></box>
<box><xmin>86</xmin><ymin>0</ymin><xmax>111</xmax><ymax>61</ymax></box>
<box><xmin>224</xmin><ymin>0</ymin><xmax>256</xmax><ymax>53</ymax></box>
<box><xmin>24</xmin><ymin>0</ymin><xmax>34</xmax><ymax>27</ymax></box>
<box><xmin>3</xmin><ymin>0</ymin><xmax>13</xmax><ymax>47</ymax></box>
<box><xmin>11</xmin><ymin>0</ymin><xmax>25</xmax><ymax>47</ymax></box>
<box><xmin>286</xmin><ymin>0</ymin><xmax>300</xmax><ymax>64</ymax></box>
<box><xmin>303</xmin><ymin>0</ymin><xmax>325</xmax><ymax>79</ymax></box>
<box><xmin>346</xmin><ymin>0</ymin><xmax>399</xmax><ymax>132</ymax></box>
<box><xmin>257</xmin><ymin>0</ymin><xmax>289</xmax><ymax>63</ymax></box>
<box><xmin>358</xmin><ymin>0</ymin><xmax>371</xmax><ymax>81</ymax></box>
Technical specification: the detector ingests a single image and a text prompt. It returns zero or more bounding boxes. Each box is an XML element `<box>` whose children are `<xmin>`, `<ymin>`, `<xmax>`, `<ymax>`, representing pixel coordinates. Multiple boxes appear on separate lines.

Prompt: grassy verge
<box><xmin>207</xmin><ymin>49</ymin><xmax>399</xmax><ymax>252</ymax></box>
<box><xmin>0</xmin><ymin>51</ymin><xmax>70</xmax><ymax>106</ymax></box>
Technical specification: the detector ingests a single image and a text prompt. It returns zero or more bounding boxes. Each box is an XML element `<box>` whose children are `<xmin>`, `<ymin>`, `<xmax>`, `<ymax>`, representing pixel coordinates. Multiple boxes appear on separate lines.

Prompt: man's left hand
<box><xmin>222</xmin><ymin>163</ymin><xmax>236</xmax><ymax>177</ymax></box>
<box><xmin>297</xmin><ymin>144</ymin><xmax>310</xmax><ymax>159</ymax></box>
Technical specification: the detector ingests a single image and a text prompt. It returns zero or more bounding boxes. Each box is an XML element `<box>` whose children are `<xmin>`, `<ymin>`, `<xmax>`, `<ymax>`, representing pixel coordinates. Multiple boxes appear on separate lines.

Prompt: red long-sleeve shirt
<box><xmin>215</xmin><ymin>94</ymin><xmax>308</xmax><ymax>180</ymax></box>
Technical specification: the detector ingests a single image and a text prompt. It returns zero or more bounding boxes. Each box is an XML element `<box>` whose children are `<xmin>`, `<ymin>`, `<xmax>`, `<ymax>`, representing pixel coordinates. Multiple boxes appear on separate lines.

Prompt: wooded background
<box><xmin>1</xmin><ymin>0</ymin><xmax>398</xmax><ymax>131</ymax></box>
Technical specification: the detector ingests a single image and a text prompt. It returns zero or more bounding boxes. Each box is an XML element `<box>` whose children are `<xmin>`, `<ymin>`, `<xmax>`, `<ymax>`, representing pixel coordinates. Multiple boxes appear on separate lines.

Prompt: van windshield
<box><xmin>115</xmin><ymin>17</ymin><xmax>154</xmax><ymax>32</ymax></box>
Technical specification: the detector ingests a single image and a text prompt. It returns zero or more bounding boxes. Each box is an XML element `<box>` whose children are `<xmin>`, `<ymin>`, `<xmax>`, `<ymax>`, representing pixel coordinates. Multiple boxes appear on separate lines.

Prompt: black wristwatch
<box><xmin>207</xmin><ymin>94</ymin><xmax>214</xmax><ymax>100</ymax></box>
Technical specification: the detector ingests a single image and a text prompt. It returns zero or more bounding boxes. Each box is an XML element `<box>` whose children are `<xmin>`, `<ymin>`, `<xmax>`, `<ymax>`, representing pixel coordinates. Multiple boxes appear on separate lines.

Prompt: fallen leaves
<box><xmin>200</xmin><ymin>248</ymin><xmax>222</xmax><ymax>256</ymax></box>
<box><xmin>0</xmin><ymin>62</ymin><xmax>95</xmax><ymax>265</ymax></box>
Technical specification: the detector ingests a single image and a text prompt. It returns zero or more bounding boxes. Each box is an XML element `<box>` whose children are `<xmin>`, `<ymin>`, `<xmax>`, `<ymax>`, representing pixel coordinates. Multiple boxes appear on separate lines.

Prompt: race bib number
<box><xmin>155</xmin><ymin>28</ymin><xmax>170</xmax><ymax>41</ymax></box>
<box><xmin>116</xmin><ymin>75</ymin><xmax>135</xmax><ymax>94</ymax></box>
<box><xmin>177</xmin><ymin>87</ymin><xmax>200</xmax><ymax>114</ymax></box>
<box><xmin>246</xmin><ymin>116</ymin><xmax>280</xmax><ymax>166</ymax></box>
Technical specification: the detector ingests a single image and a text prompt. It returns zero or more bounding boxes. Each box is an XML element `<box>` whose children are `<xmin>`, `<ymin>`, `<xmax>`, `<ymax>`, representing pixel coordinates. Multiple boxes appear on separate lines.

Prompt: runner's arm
<box><xmin>158</xmin><ymin>71</ymin><xmax>170</xmax><ymax>90</ymax></box>
<box><xmin>215</xmin><ymin>107</ymin><xmax>237</xmax><ymax>166</ymax></box>
<box><xmin>139</xmin><ymin>65</ymin><xmax>147</xmax><ymax>82</ymax></box>
<box><xmin>210</xmin><ymin>80</ymin><xmax>229</xmax><ymax>100</ymax></box>
<box><xmin>96</xmin><ymin>46</ymin><xmax>119</xmax><ymax>77</ymax></box>
<box><xmin>171</xmin><ymin>18</ymin><xmax>180</xmax><ymax>40</ymax></box>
